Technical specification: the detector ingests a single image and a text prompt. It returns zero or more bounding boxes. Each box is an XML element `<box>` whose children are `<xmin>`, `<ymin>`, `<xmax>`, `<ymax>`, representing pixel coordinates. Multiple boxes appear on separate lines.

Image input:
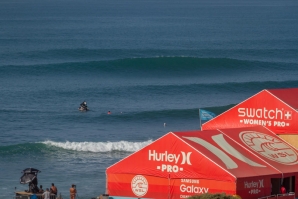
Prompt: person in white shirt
<box><xmin>42</xmin><ymin>188</ymin><xmax>50</xmax><ymax>199</ymax></box>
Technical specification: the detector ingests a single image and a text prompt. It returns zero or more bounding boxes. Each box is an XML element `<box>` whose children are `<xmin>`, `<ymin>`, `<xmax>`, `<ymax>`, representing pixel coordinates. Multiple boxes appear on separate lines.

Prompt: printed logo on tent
<box><xmin>131</xmin><ymin>175</ymin><xmax>148</xmax><ymax>197</ymax></box>
<box><xmin>238</xmin><ymin>107</ymin><xmax>292</xmax><ymax>127</ymax></box>
<box><xmin>148</xmin><ymin>150</ymin><xmax>192</xmax><ymax>172</ymax></box>
<box><xmin>183</xmin><ymin>135</ymin><xmax>266</xmax><ymax>169</ymax></box>
<box><xmin>180</xmin><ymin>179</ymin><xmax>209</xmax><ymax>197</ymax></box>
<box><xmin>240</xmin><ymin>131</ymin><xmax>298</xmax><ymax>165</ymax></box>
<box><xmin>244</xmin><ymin>179</ymin><xmax>264</xmax><ymax>195</ymax></box>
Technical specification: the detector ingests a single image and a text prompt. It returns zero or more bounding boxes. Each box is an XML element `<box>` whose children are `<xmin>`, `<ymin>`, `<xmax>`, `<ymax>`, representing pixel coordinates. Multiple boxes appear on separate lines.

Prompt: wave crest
<box><xmin>41</xmin><ymin>140</ymin><xmax>152</xmax><ymax>152</ymax></box>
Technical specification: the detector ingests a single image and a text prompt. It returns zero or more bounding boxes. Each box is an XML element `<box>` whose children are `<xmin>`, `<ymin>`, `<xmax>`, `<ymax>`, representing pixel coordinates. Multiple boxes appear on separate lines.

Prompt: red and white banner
<box><xmin>202</xmin><ymin>89</ymin><xmax>298</xmax><ymax>134</ymax></box>
<box><xmin>106</xmin><ymin>126</ymin><xmax>298</xmax><ymax>199</ymax></box>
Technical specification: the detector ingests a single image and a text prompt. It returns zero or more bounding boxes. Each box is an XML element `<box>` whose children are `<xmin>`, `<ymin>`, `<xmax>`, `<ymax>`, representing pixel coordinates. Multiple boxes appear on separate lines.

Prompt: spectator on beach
<box><xmin>280</xmin><ymin>185</ymin><xmax>286</xmax><ymax>194</ymax></box>
<box><xmin>50</xmin><ymin>183</ymin><xmax>58</xmax><ymax>195</ymax></box>
<box><xmin>39</xmin><ymin>185</ymin><xmax>44</xmax><ymax>193</ymax></box>
<box><xmin>29</xmin><ymin>181</ymin><xmax>39</xmax><ymax>193</ymax></box>
<box><xmin>30</xmin><ymin>193</ymin><xmax>38</xmax><ymax>199</ymax></box>
<box><xmin>69</xmin><ymin>184</ymin><xmax>77</xmax><ymax>199</ymax></box>
<box><xmin>42</xmin><ymin>188</ymin><xmax>50</xmax><ymax>199</ymax></box>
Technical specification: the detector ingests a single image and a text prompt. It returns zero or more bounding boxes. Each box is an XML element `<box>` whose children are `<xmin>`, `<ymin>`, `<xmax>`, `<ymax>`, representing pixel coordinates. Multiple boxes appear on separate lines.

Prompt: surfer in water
<box><xmin>79</xmin><ymin>101</ymin><xmax>88</xmax><ymax>111</ymax></box>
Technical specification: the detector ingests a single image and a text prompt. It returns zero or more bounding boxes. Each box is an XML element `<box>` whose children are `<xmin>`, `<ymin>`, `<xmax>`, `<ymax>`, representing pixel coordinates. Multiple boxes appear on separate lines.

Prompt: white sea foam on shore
<box><xmin>41</xmin><ymin>140</ymin><xmax>153</xmax><ymax>152</ymax></box>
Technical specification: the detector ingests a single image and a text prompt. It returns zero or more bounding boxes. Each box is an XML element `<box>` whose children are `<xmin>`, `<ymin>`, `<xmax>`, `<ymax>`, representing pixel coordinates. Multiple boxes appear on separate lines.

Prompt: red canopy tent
<box><xmin>202</xmin><ymin>88</ymin><xmax>298</xmax><ymax>148</ymax></box>
<box><xmin>106</xmin><ymin>126</ymin><xmax>298</xmax><ymax>199</ymax></box>
<box><xmin>202</xmin><ymin>88</ymin><xmax>298</xmax><ymax>133</ymax></box>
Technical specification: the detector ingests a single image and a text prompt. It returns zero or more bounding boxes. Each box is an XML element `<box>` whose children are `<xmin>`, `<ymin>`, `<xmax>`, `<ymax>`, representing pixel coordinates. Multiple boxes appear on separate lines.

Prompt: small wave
<box><xmin>107</xmin><ymin>105</ymin><xmax>234</xmax><ymax>121</ymax></box>
<box><xmin>1</xmin><ymin>57</ymin><xmax>297</xmax><ymax>86</ymax></box>
<box><xmin>41</xmin><ymin>140</ymin><xmax>153</xmax><ymax>152</ymax></box>
<box><xmin>2</xmin><ymin>48</ymin><xmax>298</xmax><ymax>67</ymax></box>
<box><xmin>1</xmin><ymin>56</ymin><xmax>295</xmax><ymax>70</ymax></box>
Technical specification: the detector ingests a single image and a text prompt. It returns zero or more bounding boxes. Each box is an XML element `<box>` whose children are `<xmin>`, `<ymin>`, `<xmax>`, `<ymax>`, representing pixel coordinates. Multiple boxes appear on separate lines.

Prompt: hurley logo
<box><xmin>148</xmin><ymin>150</ymin><xmax>192</xmax><ymax>173</ymax></box>
<box><xmin>148</xmin><ymin>150</ymin><xmax>192</xmax><ymax>165</ymax></box>
<box><xmin>244</xmin><ymin>179</ymin><xmax>264</xmax><ymax>189</ymax></box>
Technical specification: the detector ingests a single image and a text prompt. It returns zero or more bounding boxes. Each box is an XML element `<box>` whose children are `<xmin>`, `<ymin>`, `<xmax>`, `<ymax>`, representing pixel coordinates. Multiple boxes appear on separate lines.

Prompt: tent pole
<box><xmin>199</xmin><ymin>109</ymin><xmax>202</xmax><ymax>130</ymax></box>
<box><xmin>168</xmin><ymin>174</ymin><xmax>170</xmax><ymax>199</ymax></box>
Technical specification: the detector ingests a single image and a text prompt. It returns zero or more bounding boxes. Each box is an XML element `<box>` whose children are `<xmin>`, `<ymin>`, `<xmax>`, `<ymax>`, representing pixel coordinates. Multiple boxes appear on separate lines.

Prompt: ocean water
<box><xmin>1</xmin><ymin>0</ymin><xmax>298</xmax><ymax>198</ymax></box>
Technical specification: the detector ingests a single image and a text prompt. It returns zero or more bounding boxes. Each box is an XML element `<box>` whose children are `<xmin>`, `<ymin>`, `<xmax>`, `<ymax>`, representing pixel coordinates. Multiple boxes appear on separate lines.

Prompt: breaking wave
<box><xmin>0</xmin><ymin>140</ymin><xmax>153</xmax><ymax>156</ymax></box>
<box><xmin>41</xmin><ymin>140</ymin><xmax>153</xmax><ymax>152</ymax></box>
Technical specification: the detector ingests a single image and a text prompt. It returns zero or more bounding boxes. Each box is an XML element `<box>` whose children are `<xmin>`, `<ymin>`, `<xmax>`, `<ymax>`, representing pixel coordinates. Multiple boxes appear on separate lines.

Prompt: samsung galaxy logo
<box><xmin>180</xmin><ymin>184</ymin><xmax>209</xmax><ymax>194</ymax></box>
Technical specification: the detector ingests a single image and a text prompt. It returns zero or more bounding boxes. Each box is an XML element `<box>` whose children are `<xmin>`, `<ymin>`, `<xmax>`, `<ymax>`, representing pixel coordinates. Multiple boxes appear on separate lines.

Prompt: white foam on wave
<box><xmin>41</xmin><ymin>140</ymin><xmax>153</xmax><ymax>152</ymax></box>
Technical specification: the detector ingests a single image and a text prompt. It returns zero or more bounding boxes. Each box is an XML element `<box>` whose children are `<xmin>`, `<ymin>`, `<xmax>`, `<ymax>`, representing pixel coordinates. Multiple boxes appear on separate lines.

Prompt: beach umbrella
<box><xmin>20</xmin><ymin>173</ymin><xmax>37</xmax><ymax>184</ymax></box>
<box><xmin>20</xmin><ymin>168</ymin><xmax>40</xmax><ymax>184</ymax></box>
<box><xmin>22</xmin><ymin>168</ymin><xmax>40</xmax><ymax>174</ymax></box>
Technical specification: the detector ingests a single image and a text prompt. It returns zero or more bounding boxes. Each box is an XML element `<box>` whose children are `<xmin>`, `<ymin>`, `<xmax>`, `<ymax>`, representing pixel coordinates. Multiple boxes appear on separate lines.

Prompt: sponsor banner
<box><xmin>107</xmin><ymin>133</ymin><xmax>235</xmax><ymax>181</ymax></box>
<box><xmin>149</xmin><ymin>149</ymin><xmax>192</xmax><ymax>173</ymax></box>
<box><xmin>236</xmin><ymin>177</ymin><xmax>271</xmax><ymax>199</ymax></box>
<box><xmin>202</xmin><ymin>90</ymin><xmax>298</xmax><ymax>133</ymax></box>
<box><xmin>107</xmin><ymin>174</ymin><xmax>236</xmax><ymax>199</ymax></box>
<box><xmin>107</xmin><ymin>126</ymin><xmax>298</xmax><ymax>199</ymax></box>
<box><xmin>239</xmin><ymin>131</ymin><xmax>298</xmax><ymax>165</ymax></box>
<box><xmin>146</xmin><ymin>142</ymin><xmax>235</xmax><ymax>181</ymax></box>
<box><xmin>175</xmin><ymin>130</ymin><xmax>282</xmax><ymax>178</ymax></box>
<box><xmin>131</xmin><ymin>175</ymin><xmax>148</xmax><ymax>197</ymax></box>
<box><xmin>108</xmin><ymin>174</ymin><xmax>169</xmax><ymax>199</ymax></box>
<box><xmin>238</xmin><ymin>107</ymin><xmax>293</xmax><ymax>128</ymax></box>
<box><xmin>219</xmin><ymin>126</ymin><xmax>298</xmax><ymax>170</ymax></box>
<box><xmin>171</xmin><ymin>178</ymin><xmax>235</xmax><ymax>199</ymax></box>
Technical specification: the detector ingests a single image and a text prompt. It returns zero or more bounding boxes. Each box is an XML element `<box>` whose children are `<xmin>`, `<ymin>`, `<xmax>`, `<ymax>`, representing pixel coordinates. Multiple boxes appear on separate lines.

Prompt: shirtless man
<box><xmin>69</xmin><ymin>184</ymin><xmax>77</xmax><ymax>199</ymax></box>
<box><xmin>50</xmin><ymin>183</ymin><xmax>58</xmax><ymax>195</ymax></box>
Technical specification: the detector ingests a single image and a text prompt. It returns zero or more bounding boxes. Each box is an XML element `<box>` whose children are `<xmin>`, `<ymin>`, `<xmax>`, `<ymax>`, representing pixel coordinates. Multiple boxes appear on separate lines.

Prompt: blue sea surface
<box><xmin>1</xmin><ymin>0</ymin><xmax>298</xmax><ymax>198</ymax></box>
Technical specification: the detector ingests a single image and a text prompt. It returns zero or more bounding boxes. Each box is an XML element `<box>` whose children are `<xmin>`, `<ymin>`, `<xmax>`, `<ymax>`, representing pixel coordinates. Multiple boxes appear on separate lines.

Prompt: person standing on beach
<box><xmin>69</xmin><ymin>184</ymin><xmax>77</xmax><ymax>199</ymax></box>
<box><xmin>42</xmin><ymin>188</ymin><xmax>50</xmax><ymax>199</ymax></box>
<box><xmin>50</xmin><ymin>183</ymin><xmax>58</xmax><ymax>196</ymax></box>
<box><xmin>39</xmin><ymin>185</ymin><xmax>44</xmax><ymax>193</ymax></box>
